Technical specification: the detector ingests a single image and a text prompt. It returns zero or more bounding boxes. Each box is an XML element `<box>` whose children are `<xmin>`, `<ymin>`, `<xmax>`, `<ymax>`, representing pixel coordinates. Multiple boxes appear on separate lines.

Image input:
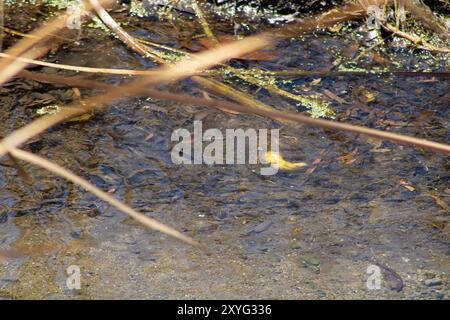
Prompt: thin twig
<box><xmin>16</xmin><ymin>70</ymin><xmax>450</xmax><ymax>155</ymax></box>
<box><xmin>382</xmin><ymin>22</ymin><xmax>450</xmax><ymax>53</ymax></box>
<box><xmin>89</xmin><ymin>0</ymin><xmax>166</xmax><ymax>63</ymax></box>
<box><xmin>397</xmin><ymin>0</ymin><xmax>448</xmax><ymax>39</ymax></box>
<box><xmin>91</xmin><ymin>0</ymin><xmax>282</xmax><ymax>115</ymax></box>
<box><xmin>0</xmin><ymin>35</ymin><xmax>270</xmax><ymax>158</ymax></box>
<box><xmin>0</xmin><ymin>52</ymin><xmax>161</xmax><ymax>75</ymax></box>
<box><xmin>0</xmin><ymin>0</ymin><xmax>4</xmax><ymax>52</ymax></box>
<box><xmin>0</xmin><ymin>0</ymin><xmax>115</xmax><ymax>85</ymax></box>
<box><xmin>191</xmin><ymin>1</ymin><xmax>218</xmax><ymax>45</ymax></box>
<box><xmin>7</xmin><ymin>152</ymin><xmax>32</xmax><ymax>183</ymax></box>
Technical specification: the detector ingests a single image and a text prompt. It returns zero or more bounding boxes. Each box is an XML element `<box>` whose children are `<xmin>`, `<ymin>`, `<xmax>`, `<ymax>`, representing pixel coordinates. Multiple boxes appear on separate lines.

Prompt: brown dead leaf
<box><xmin>378</xmin><ymin>119</ymin><xmax>412</xmax><ymax>127</ymax></box>
<box><xmin>343</xmin><ymin>44</ymin><xmax>359</xmax><ymax>58</ymax></box>
<box><xmin>145</xmin><ymin>105</ymin><xmax>168</xmax><ymax>113</ymax></box>
<box><xmin>306</xmin><ymin>157</ymin><xmax>322</xmax><ymax>174</ymax></box>
<box><xmin>305</xmin><ymin>167</ymin><xmax>316</xmax><ymax>174</ymax></box>
<box><xmin>323</xmin><ymin>89</ymin><xmax>349</xmax><ymax>104</ymax></box>
<box><xmin>399</xmin><ymin>179</ymin><xmax>415</xmax><ymax>192</ymax></box>
<box><xmin>425</xmin><ymin>213</ymin><xmax>447</xmax><ymax>231</ymax></box>
<box><xmin>72</xmin><ymin>87</ymin><xmax>82</xmax><ymax>99</ymax></box>
<box><xmin>369</xmin><ymin>148</ymin><xmax>391</xmax><ymax>153</ymax></box>
<box><xmin>144</xmin><ymin>131</ymin><xmax>154</xmax><ymax>141</ymax></box>
<box><xmin>428</xmin><ymin>193</ymin><xmax>448</xmax><ymax>210</ymax></box>
<box><xmin>371</xmin><ymin>53</ymin><xmax>392</xmax><ymax>66</ymax></box>
<box><xmin>337</xmin><ymin>148</ymin><xmax>358</xmax><ymax>165</ymax></box>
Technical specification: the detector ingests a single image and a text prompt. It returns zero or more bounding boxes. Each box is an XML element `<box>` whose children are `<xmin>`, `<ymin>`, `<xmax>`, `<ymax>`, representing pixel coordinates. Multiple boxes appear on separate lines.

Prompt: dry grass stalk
<box><xmin>0</xmin><ymin>0</ymin><xmax>115</xmax><ymax>85</ymax></box>
<box><xmin>0</xmin><ymin>52</ymin><xmax>163</xmax><ymax>75</ymax></box>
<box><xmin>6</xmin><ymin>147</ymin><xmax>201</xmax><ymax>247</ymax></box>
<box><xmin>89</xmin><ymin>0</ymin><xmax>282</xmax><ymax>115</ymax></box>
<box><xmin>191</xmin><ymin>1</ymin><xmax>218</xmax><ymax>45</ymax></box>
<box><xmin>381</xmin><ymin>22</ymin><xmax>450</xmax><ymax>53</ymax></box>
<box><xmin>0</xmin><ymin>0</ymin><xmax>4</xmax><ymax>51</ymax></box>
<box><xmin>0</xmin><ymin>34</ymin><xmax>269</xmax><ymax>158</ymax></box>
<box><xmin>16</xmin><ymin>70</ymin><xmax>450</xmax><ymax>155</ymax></box>
<box><xmin>397</xmin><ymin>0</ymin><xmax>449</xmax><ymax>38</ymax></box>
<box><xmin>89</xmin><ymin>0</ymin><xmax>165</xmax><ymax>63</ymax></box>
<box><xmin>0</xmin><ymin>9</ymin><xmax>269</xmax><ymax>246</ymax></box>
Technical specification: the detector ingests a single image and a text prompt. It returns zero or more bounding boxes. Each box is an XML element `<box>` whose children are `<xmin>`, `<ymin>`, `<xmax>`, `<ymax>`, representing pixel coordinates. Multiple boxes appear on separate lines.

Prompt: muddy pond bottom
<box><xmin>0</xmin><ymin>19</ymin><xmax>449</xmax><ymax>299</ymax></box>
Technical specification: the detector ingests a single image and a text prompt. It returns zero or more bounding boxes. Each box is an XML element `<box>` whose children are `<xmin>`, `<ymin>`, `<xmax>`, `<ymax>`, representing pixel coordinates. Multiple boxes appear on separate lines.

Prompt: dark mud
<box><xmin>0</xmin><ymin>12</ymin><xmax>449</xmax><ymax>299</ymax></box>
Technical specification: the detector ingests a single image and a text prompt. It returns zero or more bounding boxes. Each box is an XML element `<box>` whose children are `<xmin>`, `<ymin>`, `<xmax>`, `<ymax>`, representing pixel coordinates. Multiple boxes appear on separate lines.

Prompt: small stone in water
<box><xmin>424</xmin><ymin>278</ymin><xmax>442</xmax><ymax>287</ymax></box>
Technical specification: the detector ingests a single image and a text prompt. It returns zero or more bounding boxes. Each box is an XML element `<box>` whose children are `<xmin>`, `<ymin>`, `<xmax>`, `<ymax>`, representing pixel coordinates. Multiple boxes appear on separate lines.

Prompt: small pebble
<box><xmin>244</xmin><ymin>220</ymin><xmax>273</xmax><ymax>236</ymax></box>
<box><xmin>435</xmin><ymin>292</ymin><xmax>444</xmax><ymax>300</ymax></box>
<box><xmin>424</xmin><ymin>278</ymin><xmax>442</xmax><ymax>287</ymax></box>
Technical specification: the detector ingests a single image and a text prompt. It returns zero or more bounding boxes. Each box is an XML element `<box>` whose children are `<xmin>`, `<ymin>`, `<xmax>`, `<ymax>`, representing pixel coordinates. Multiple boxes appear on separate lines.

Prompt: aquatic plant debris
<box><xmin>264</xmin><ymin>151</ymin><xmax>308</xmax><ymax>170</ymax></box>
<box><xmin>36</xmin><ymin>105</ymin><xmax>94</xmax><ymax>122</ymax></box>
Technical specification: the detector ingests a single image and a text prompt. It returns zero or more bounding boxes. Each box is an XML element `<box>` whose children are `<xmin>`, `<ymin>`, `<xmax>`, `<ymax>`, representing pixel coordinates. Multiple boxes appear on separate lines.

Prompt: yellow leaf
<box><xmin>311</xmin><ymin>78</ymin><xmax>322</xmax><ymax>85</ymax></box>
<box><xmin>399</xmin><ymin>179</ymin><xmax>415</xmax><ymax>192</ymax></box>
<box><xmin>363</xmin><ymin>89</ymin><xmax>377</xmax><ymax>103</ymax></box>
<box><xmin>264</xmin><ymin>151</ymin><xmax>307</xmax><ymax>170</ymax></box>
<box><xmin>328</xmin><ymin>24</ymin><xmax>343</xmax><ymax>33</ymax></box>
<box><xmin>403</xmin><ymin>185</ymin><xmax>415</xmax><ymax>192</ymax></box>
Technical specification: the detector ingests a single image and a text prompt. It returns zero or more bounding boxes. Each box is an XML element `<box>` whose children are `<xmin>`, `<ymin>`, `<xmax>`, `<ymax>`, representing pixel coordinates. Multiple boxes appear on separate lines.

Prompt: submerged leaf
<box><xmin>399</xmin><ymin>179</ymin><xmax>415</xmax><ymax>192</ymax></box>
<box><xmin>264</xmin><ymin>151</ymin><xmax>307</xmax><ymax>170</ymax></box>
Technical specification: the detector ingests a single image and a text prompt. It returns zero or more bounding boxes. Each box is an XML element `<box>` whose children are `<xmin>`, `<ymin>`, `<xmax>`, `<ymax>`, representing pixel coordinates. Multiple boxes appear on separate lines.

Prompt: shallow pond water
<box><xmin>0</xmin><ymin>14</ymin><xmax>449</xmax><ymax>299</ymax></box>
